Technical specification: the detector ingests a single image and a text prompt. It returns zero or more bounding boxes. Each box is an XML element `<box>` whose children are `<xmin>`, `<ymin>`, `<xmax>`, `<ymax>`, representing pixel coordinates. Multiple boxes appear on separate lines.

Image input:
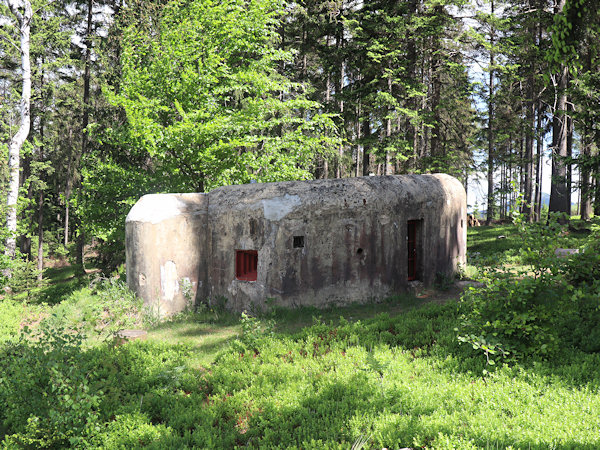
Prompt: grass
<box><xmin>8</xmin><ymin>264</ymin><xmax>93</xmax><ymax>306</ymax></box>
<box><xmin>1</xmin><ymin>220</ymin><xmax>600</xmax><ymax>447</ymax></box>
<box><xmin>467</xmin><ymin>218</ymin><xmax>597</xmax><ymax>273</ymax></box>
<box><xmin>146</xmin><ymin>317</ymin><xmax>241</xmax><ymax>367</ymax></box>
<box><xmin>5</xmin><ymin>297</ymin><xmax>600</xmax><ymax>448</ymax></box>
<box><xmin>143</xmin><ymin>293</ymin><xmax>453</xmax><ymax>366</ymax></box>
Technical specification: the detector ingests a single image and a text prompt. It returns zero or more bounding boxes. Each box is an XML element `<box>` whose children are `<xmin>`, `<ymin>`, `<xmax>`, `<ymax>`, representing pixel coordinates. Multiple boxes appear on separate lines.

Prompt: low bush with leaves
<box><xmin>3</xmin><ymin>298</ymin><xmax>600</xmax><ymax>448</ymax></box>
<box><xmin>0</xmin><ymin>323</ymin><xmax>101</xmax><ymax>448</ymax></box>
<box><xmin>46</xmin><ymin>276</ymin><xmax>143</xmax><ymax>341</ymax></box>
<box><xmin>457</xmin><ymin>213</ymin><xmax>600</xmax><ymax>366</ymax></box>
<box><xmin>0</xmin><ymin>298</ymin><xmax>25</xmax><ymax>344</ymax></box>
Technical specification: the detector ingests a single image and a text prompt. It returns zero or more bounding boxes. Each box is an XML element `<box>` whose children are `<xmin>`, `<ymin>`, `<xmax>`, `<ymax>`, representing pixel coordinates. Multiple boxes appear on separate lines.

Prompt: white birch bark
<box><xmin>4</xmin><ymin>0</ymin><xmax>32</xmax><ymax>266</ymax></box>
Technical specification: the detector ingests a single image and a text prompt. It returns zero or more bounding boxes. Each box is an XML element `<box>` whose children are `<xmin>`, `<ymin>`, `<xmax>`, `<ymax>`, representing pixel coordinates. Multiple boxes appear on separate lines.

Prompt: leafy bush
<box><xmin>458</xmin><ymin>273</ymin><xmax>568</xmax><ymax>363</ymax></box>
<box><xmin>46</xmin><ymin>276</ymin><xmax>143</xmax><ymax>341</ymax></box>
<box><xmin>87</xmin><ymin>412</ymin><xmax>173</xmax><ymax>449</ymax></box>
<box><xmin>0</xmin><ymin>298</ymin><xmax>24</xmax><ymax>343</ymax></box>
<box><xmin>458</xmin><ymin>213</ymin><xmax>600</xmax><ymax>366</ymax></box>
<box><xmin>3</xmin><ymin>297</ymin><xmax>600</xmax><ymax>448</ymax></box>
<box><xmin>0</xmin><ymin>323</ymin><xmax>101</xmax><ymax>448</ymax></box>
<box><xmin>0</xmin><ymin>320</ymin><xmax>194</xmax><ymax>447</ymax></box>
<box><xmin>0</xmin><ymin>249</ymin><xmax>41</xmax><ymax>294</ymax></box>
<box><xmin>559</xmin><ymin>224</ymin><xmax>600</xmax><ymax>288</ymax></box>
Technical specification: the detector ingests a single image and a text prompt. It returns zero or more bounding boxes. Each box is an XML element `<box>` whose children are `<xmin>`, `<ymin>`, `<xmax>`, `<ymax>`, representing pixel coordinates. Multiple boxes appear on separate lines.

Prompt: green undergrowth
<box><xmin>7</xmin><ymin>265</ymin><xmax>94</xmax><ymax>306</ymax></box>
<box><xmin>466</xmin><ymin>217</ymin><xmax>597</xmax><ymax>278</ymax></box>
<box><xmin>2</xmin><ymin>218</ymin><xmax>600</xmax><ymax>447</ymax></box>
<box><xmin>2</xmin><ymin>298</ymin><xmax>600</xmax><ymax>448</ymax></box>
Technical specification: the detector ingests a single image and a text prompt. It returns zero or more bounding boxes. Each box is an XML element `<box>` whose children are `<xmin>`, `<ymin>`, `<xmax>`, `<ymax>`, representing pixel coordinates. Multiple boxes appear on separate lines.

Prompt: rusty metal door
<box><xmin>407</xmin><ymin>220</ymin><xmax>418</xmax><ymax>281</ymax></box>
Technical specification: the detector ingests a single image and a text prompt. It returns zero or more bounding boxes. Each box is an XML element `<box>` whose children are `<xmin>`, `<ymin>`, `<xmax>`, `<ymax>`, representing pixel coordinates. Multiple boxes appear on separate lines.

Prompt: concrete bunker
<box><xmin>126</xmin><ymin>174</ymin><xmax>466</xmax><ymax>315</ymax></box>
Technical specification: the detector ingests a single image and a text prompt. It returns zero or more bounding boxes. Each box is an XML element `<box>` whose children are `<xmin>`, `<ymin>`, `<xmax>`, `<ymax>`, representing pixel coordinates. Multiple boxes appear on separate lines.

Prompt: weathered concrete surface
<box><xmin>126</xmin><ymin>174</ymin><xmax>466</xmax><ymax>314</ymax></box>
<box><xmin>126</xmin><ymin>193</ymin><xmax>208</xmax><ymax>316</ymax></box>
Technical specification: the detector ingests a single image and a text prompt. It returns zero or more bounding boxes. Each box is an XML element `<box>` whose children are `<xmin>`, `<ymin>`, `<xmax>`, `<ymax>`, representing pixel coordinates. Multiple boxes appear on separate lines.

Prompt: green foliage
<box><xmin>0</xmin><ymin>298</ymin><xmax>24</xmax><ymax>344</ymax></box>
<box><xmin>548</xmin><ymin>0</ymin><xmax>598</xmax><ymax>72</ymax></box>
<box><xmin>458</xmin><ymin>273</ymin><xmax>567</xmax><ymax>364</ymax></box>
<box><xmin>77</xmin><ymin>156</ymin><xmax>155</xmax><ymax>271</ymax></box>
<box><xmin>0</xmin><ymin>251</ymin><xmax>40</xmax><ymax>293</ymax></box>
<box><xmin>46</xmin><ymin>276</ymin><xmax>143</xmax><ymax>341</ymax></box>
<box><xmin>87</xmin><ymin>412</ymin><xmax>172</xmax><ymax>449</ymax></box>
<box><xmin>4</xmin><ymin>287</ymin><xmax>600</xmax><ymax>447</ymax></box>
<box><xmin>111</xmin><ymin>0</ymin><xmax>340</xmax><ymax>192</ymax></box>
<box><xmin>235</xmin><ymin>311</ymin><xmax>275</xmax><ymax>353</ymax></box>
<box><xmin>0</xmin><ymin>200</ymin><xmax>41</xmax><ymax>291</ymax></box>
<box><xmin>558</xmin><ymin>224</ymin><xmax>600</xmax><ymax>288</ymax></box>
<box><xmin>0</xmin><ymin>323</ymin><xmax>101</xmax><ymax>448</ymax></box>
<box><xmin>458</xmin><ymin>213</ymin><xmax>600</xmax><ymax>366</ymax></box>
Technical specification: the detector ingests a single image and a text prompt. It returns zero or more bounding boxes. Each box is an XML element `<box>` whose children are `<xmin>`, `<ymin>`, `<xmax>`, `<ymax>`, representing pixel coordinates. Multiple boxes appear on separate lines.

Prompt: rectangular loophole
<box><xmin>235</xmin><ymin>250</ymin><xmax>258</xmax><ymax>281</ymax></box>
<box><xmin>293</xmin><ymin>236</ymin><xmax>304</xmax><ymax>248</ymax></box>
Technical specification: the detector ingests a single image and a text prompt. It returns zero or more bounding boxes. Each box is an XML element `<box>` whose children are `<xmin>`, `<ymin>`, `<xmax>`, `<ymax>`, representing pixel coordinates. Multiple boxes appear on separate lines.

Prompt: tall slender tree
<box><xmin>2</xmin><ymin>0</ymin><xmax>32</xmax><ymax>272</ymax></box>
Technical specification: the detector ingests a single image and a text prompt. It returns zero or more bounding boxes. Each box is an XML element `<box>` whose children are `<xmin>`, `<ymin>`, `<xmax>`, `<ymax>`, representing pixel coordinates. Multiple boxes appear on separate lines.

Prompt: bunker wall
<box><xmin>125</xmin><ymin>174</ymin><xmax>466</xmax><ymax>314</ymax></box>
<box><xmin>205</xmin><ymin>174</ymin><xmax>466</xmax><ymax>311</ymax></box>
<box><xmin>125</xmin><ymin>193</ymin><xmax>208</xmax><ymax>316</ymax></box>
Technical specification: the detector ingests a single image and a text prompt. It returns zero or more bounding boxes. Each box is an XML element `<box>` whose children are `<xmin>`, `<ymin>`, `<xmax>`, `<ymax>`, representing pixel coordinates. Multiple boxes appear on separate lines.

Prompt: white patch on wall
<box><xmin>126</xmin><ymin>194</ymin><xmax>195</xmax><ymax>224</ymax></box>
<box><xmin>160</xmin><ymin>261</ymin><xmax>179</xmax><ymax>301</ymax></box>
<box><xmin>262</xmin><ymin>194</ymin><xmax>302</xmax><ymax>221</ymax></box>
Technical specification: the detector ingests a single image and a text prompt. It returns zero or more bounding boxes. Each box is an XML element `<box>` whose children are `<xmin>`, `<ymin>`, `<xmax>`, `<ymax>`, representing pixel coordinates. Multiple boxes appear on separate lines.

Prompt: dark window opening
<box><xmin>293</xmin><ymin>236</ymin><xmax>304</xmax><ymax>248</ymax></box>
<box><xmin>407</xmin><ymin>220</ymin><xmax>419</xmax><ymax>281</ymax></box>
<box><xmin>236</xmin><ymin>250</ymin><xmax>258</xmax><ymax>281</ymax></box>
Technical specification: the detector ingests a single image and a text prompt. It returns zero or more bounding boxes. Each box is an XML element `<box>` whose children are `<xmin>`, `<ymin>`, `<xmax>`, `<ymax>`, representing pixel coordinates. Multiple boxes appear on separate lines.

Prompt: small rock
<box><xmin>554</xmin><ymin>248</ymin><xmax>579</xmax><ymax>258</ymax></box>
<box><xmin>456</xmin><ymin>280</ymin><xmax>485</xmax><ymax>289</ymax></box>
<box><xmin>114</xmin><ymin>329</ymin><xmax>148</xmax><ymax>346</ymax></box>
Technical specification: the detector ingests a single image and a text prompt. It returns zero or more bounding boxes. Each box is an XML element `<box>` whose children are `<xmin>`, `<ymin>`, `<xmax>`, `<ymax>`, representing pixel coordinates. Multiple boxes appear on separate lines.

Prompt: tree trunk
<box><xmin>580</xmin><ymin>131</ymin><xmax>592</xmax><ymax>220</ymax></box>
<box><xmin>74</xmin><ymin>0</ymin><xmax>94</xmax><ymax>272</ymax></box>
<box><xmin>429</xmin><ymin>20</ymin><xmax>442</xmax><ymax>160</ymax></box>
<box><xmin>548</xmin><ymin>0</ymin><xmax>570</xmax><ymax>221</ymax></box>
<box><xmin>486</xmin><ymin>0</ymin><xmax>495</xmax><ymax>225</ymax></box>
<box><xmin>534</xmin><ymin>100</ymin><xmax>543</xmax><ymax>221</ymax></box>
<box><xmin>19</xmin><ymin>151</ymin><xmax>33</xmax><ymax>259</ymax></box>
<box><xmin>36</xmin><ymin>110</ymin><xmax>45</xmax><ymax>282</ymax></box>
<box><xmin>385</xmin><ymin>75</ymin><xmax>393</xmax><ymax>175</ymax></box>
<box><xmin>355</xmin><ymin>103</ymin><xmax>361</xmax><ymax>177</ymax></box>
<box><xmin>37</xmin><ymin>188</ymin><xmax>44</xmax><ymax>281</ymax></box>
<box><xmin>336</xmin><ymin>19</ymin><xmax>344</xmax><ymax>179</ymax></box>
<box><xmin>523</xmin><ymin>71</ymin><xmax>535</xmax><ymax>221</ymax></box>
<box><xmin>362</xmin><ymin>119</ymin><xmax>370</xmax><ymax>176</ymax></box>
<box><xmin>594</xmin><ymin>170</ymin><xmax>600</xmax><ymax>216</ymax></box>
<box><xmin>548</xmin><ymin>65</ymin><xmax>570</xmax><ymax>220</ymax></box>
<box><xmin>4</xmin><ymin>0</ymin><xmax>32</xmax><ymax>272</ymax></box>
<box><xmin>580</xmin><ymin>48</ymin><xmax>593</xmax><ymax>220</ymax></box>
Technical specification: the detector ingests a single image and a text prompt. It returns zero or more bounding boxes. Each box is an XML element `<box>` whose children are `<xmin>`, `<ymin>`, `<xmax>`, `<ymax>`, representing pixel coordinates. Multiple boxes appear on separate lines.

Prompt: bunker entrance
<box><xmin>407</xmin><ymin>220</ymin><xmax>421</xmax><ymax>281</ymax></box>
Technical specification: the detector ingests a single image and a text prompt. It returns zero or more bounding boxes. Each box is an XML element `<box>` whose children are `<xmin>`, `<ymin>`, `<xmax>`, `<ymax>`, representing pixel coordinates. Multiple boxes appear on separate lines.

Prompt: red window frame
<box><xmin>235</xmin><ymin>250</ymin><xmax>258</xmax><ymax>281</ymax></box>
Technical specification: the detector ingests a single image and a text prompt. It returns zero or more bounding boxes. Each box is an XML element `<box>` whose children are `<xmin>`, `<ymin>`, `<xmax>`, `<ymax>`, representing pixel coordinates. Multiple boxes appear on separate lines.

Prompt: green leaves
<box><xmin>111</xmin><ymin>0</ymin><xmax>339</xmax><ymax>193</ymax></box>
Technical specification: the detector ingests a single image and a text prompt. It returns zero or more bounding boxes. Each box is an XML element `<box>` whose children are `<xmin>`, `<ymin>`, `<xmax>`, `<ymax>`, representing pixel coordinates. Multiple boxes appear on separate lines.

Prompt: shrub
<box><xmin>0</xmin><ymin>298</ymin><xmax>24</xmax><ymax>344</ymax></box>
<box><xmin>0</xmin><ymin>323</ymin><xmax>101</xmax><ymax>448</ymax></box>
<box><xmin>458</xmin><ymin>213</ymin><xmax>600</xmax><ymax>366</ymax></box>
<box><xmin>457</xmin><ymin>273</ymin><xmax>568</xmax><ymax>364</ymax></box>
<box><xmin>0</xmin><ymin>250</ymin><xmax>41</xmax><ymax>294</ymax></box>
<box><xmin>46</xmin><ymin>276</ymin><xmax>143</xmax><ymax>341</ymax></box>
<box><xmin>87</xmin><ymin>412</ymin><xmax>173</xmax><ymax>449</ymax></box>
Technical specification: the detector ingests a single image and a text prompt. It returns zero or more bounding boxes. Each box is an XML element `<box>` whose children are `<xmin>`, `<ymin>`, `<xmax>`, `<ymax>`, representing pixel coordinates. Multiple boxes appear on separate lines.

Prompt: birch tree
<box><xmin>3</xmin><ymin>0</ymin><xmax>32</xmax><ymax>270</ymax></box>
